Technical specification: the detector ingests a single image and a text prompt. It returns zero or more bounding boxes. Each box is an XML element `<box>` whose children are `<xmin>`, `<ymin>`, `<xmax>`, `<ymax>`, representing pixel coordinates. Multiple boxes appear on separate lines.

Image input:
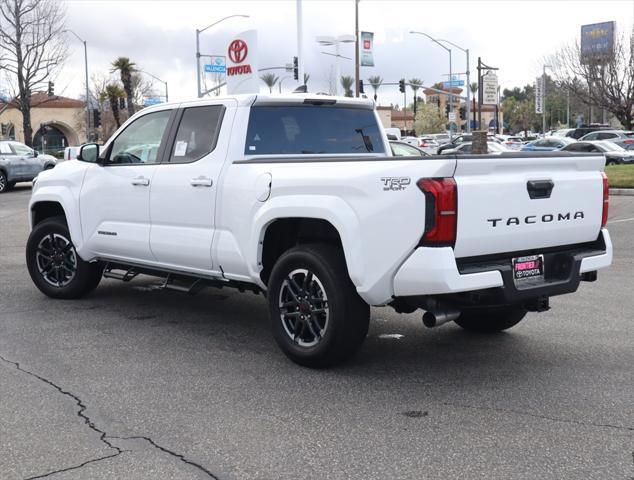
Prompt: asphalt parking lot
<box><xmin>1</xmin><ymin>184</ymin><xmax>633</xmax><ymax>480</ymax></box>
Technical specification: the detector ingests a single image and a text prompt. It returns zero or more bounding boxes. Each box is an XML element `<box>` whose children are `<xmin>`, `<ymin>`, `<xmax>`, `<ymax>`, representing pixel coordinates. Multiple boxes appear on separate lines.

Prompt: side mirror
<box><xmin>78</xmin><ymin>143</ymin><xmax>99</xmax><ymax>163</ymax></box>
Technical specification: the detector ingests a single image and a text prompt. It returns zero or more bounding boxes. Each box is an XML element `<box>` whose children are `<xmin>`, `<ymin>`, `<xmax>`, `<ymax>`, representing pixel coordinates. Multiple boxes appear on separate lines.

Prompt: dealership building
<box><xmin>0</xmin><ymin>92</ymin><xmax>86</xmax><ymax>153</ymax></box>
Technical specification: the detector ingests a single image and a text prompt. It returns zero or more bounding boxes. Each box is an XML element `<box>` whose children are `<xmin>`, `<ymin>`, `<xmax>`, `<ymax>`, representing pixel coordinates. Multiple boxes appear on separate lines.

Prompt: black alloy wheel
<box><xmin>26</xmin><ymin>216</ymin><xmax>102</xmax><ymax>299</ymax></box>
<box><xmin>268</xmin><ymin>244</ymin><xmax>370</xmax><ymax>368</ymax></box>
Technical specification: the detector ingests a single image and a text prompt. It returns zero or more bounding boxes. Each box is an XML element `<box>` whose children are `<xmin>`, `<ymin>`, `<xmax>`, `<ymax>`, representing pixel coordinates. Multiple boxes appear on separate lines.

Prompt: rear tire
<box><xmin>455</xmin><ymin>306</ymin><xmax>526</xmax><ymax>333</ymax></box>
<box><xmin>0</xmin><ymin>171</ymin><xmax>7</xmax><ymax>193</ymax></box>
<box><xmin>26</xmin><ymin>216</ymin><xmax>102</xmax><ymax>299</ymax></box>
<box><xmin>268</xmin><ymin>244</ymin><xmax>370</xmax><ymax>368</ymax></box>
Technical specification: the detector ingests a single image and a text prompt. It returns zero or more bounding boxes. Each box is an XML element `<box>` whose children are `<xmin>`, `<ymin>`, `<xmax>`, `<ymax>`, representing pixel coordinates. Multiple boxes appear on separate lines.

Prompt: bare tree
<box><xmin>0</xmin><ymin>0</ymin><xmax>68</xmax><ymax>146</ymax></box>
<box><xmin>548</xmin><ymin>30</ymin><xmax>634</xmax><ymax>129</ymax></box>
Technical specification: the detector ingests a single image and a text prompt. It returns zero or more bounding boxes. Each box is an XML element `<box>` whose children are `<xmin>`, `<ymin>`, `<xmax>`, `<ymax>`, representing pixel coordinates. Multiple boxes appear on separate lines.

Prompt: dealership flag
<box><xmin>360</xmin><ymin>32</ymin><xmax>374</xmax><ymax>67</ymax></box>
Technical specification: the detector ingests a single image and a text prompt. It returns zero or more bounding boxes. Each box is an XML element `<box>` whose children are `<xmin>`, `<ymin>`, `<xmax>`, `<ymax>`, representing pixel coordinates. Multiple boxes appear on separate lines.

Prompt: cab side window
<box><xmin>106</xmin><ymin>110</ymin><xmax>172</xmax><ymax>165</ymax></box>
<box><xmin>169</xmin><ymin>105</ymin><xmax>225</xmax><ymax>164</ymax></box>
<box><xmin>11</xmin><ymin>142</ymin><xmax>34</xmax><ymax>156</ymax></box>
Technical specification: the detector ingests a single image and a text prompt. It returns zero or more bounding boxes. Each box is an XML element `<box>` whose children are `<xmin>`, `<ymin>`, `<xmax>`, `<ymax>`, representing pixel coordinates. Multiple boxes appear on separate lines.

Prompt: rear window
<box><xmin>244</xmin><ymin>106</ymin><xmax>385</xmax><ymax>155</ymax></box>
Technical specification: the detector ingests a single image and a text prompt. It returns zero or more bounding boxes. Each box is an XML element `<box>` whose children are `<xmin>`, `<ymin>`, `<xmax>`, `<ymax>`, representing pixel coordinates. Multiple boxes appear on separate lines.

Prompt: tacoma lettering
<box><xmin>487</xmin><ymin>211</ymin><xmax>585</xmax><ymax>227</ymax></box>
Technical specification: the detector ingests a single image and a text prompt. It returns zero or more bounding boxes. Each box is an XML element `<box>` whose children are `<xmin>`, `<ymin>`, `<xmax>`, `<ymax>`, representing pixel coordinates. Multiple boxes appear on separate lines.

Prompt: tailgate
<box><xmin>453</xmin><ymin>153</ymin><xmax>605</xmax><ymax>258</ymax></box>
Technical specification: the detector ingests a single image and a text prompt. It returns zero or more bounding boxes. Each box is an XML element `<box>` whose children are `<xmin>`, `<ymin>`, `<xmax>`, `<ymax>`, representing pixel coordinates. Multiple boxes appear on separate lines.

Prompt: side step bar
<box><xmin>100</xmin><ymin>261</ymin><xmax>262</xmax><ymax>296</ymax></box>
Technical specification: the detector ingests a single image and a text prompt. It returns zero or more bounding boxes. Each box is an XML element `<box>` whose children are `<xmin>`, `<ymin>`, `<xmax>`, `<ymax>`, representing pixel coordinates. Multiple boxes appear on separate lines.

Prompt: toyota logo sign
<box><xmin>228</xmin><ymin>39</ymin><xmax>248</xmax><ymax>64</ymax></box>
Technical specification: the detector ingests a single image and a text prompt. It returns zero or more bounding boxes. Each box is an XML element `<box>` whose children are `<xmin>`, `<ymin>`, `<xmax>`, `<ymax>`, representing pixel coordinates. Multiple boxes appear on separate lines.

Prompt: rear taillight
<box><xmin>623</xmin><ymin>139</ymin><xmax>634</xmax><ymax>144</ymax></box>
<box><xmin>601</xmin><ymin>172</ymin><xmax>609</xmax><ymax>227</ymax></box>
<box><xmin>417</xmin><ymin>178</ymin><xmax>457</xmax><ymax>247</ymax></box>
<box><xmin>419</xmin><ymin>141</ymin><xmax>428</xmax><ymax>147</ymax></box>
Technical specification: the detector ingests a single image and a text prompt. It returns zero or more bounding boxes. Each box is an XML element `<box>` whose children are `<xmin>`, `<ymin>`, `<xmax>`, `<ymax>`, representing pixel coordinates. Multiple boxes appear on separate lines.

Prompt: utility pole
<box><xmin>296</xmin><ymin>0</ymin><xmax>305</xmax><ymax>86</ymax></box>
<box><xmin>354</xmin><ymin>0</ymin><xmax>360</xmax><ymax>97</ymax></box>
<box><xmin>542</xmin><ymin>65</ymin><xmax>547</xmax><ymax>134</ymax></box>
<box><xmin>477</xmin><ymin>57</ymin><xmax>482</xmax><ymax>129</ymax></box>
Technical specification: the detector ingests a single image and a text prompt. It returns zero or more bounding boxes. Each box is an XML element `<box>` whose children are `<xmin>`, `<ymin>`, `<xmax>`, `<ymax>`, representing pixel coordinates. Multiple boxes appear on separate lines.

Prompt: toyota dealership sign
<box><xmin>226</xmin><ymin>30</ymin><xmax>258</xmax><ymax>94</ymax></box>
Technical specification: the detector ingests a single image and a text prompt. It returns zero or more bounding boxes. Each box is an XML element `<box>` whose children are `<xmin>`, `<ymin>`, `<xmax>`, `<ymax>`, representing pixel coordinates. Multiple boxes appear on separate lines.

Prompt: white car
<box><xmin>26</xmin><ymin>94</ymin><xmax>613</xmax><ymax>368</ymax></box>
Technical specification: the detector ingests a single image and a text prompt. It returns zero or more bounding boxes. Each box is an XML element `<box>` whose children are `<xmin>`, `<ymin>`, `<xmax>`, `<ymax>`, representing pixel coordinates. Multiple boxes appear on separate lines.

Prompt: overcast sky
<box><xmin>56</xmin><ymin>0</ymin><xmax>634</xmax><ymax>107</ymax></box>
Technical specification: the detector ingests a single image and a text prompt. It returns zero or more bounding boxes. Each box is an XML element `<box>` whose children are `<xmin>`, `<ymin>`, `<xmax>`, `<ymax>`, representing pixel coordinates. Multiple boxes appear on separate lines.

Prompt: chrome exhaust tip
<box><xmin>422</xmin><ymin>309</ymin><xmax>461</xmax><ymax>328</ymax></box>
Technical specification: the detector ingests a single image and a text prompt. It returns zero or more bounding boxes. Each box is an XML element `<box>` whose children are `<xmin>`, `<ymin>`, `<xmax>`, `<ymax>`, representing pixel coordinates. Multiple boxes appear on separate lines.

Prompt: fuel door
<box><xmin>255</xmin><ymin>173</ymin><xmax>272</xmax><ymax>202</ymax></box>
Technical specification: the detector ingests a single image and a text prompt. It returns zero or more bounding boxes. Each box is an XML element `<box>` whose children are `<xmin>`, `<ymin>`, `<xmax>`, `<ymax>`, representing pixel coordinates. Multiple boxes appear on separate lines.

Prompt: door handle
<box><xmin>190</xmin><ymin>176</ymin><xmax>213</xmax><ymax>187</ymax></box>
<box><xmin>131</xmin><ymin>176</ymin><xmax>150</xmax><ymax>186</ymax></box>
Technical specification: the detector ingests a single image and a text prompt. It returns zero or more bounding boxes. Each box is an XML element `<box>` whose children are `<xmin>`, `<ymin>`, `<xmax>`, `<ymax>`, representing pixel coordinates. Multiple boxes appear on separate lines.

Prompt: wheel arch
<box><xmin>29</xmin><ymin>191</ymin><xmax>84</xmax><ymax>253</ymax></box>
<box><xmin>251</xmin><ymin>196</ymin><xmax>363</xmax><ymax>289</ymax></box>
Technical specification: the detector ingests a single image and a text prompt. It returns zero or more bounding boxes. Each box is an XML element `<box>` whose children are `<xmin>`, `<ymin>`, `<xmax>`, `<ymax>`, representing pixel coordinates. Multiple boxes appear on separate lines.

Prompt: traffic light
<box><xmin>92</xmin><ymin>109</ymin><xmax>101</xmax><ymax>128</ymax></box>
<box><xmin>358</xmin><ymin>80</ymin><xmax>364</xmax><ymax>94</ymax></box>
<box><xmin>119</xmin><ymin>97</ymin><xmax>126</xmax><ymax>109</ymax></box>
<box><xmin>459</xmin><ymin>106</ymin><xmax>466</xmax><ymax>121</ymax></box>
<box><xmin>445</xmin><ymin>104</ymin><xmax>450</xmax><ymax>117</ymax></box>
<box><xmin>398</xmin><ymin>79</ymin><xmax>405</xmax><ymax>93</ymax></box>
<box><xmin>293</xmin><ymin>56</ymin><xmax>298</xmax><ymax>81</ymax></box>
<box><xmin>47</xmin><ymin>81</ymin><xmax>54</xmax><ymax>96</ymax></box>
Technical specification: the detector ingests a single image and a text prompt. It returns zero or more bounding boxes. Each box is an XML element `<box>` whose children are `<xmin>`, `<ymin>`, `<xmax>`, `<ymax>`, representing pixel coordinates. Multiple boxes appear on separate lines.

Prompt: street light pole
<box><xmin>437</xmin><ymin>39</ymin><xmax>470</xmax><ymax>132</ymax></box>
<box><xmin>141</xmin><ymin>70</ymin><xmax>169</xmax><ymax>102</ymax></box>
<box><xmin>410</xmin><ymin>31</ymin><xmax>453</xmax><ymax>138</ymax></box>
<box><xmin>316</xmin><ymin>35</ymin><xmax>355</xmax><ymax>96</ymax></box>
<box><xmin>195</xmin><ymin>14</ymin><xmax>249</xmax><ymax>98</ymax></box>
<box><xmin>65</xmin><ymin>30</ymin><xmax>90</xmax><ymax>142</ymax></box>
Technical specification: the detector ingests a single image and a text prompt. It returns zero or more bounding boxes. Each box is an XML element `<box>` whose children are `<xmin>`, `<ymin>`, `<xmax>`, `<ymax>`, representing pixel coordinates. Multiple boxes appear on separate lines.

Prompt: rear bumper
<box><xmin>392</xmin><ymin>229</ymin><xmax>612</xmax><ymax>301</ymax></box>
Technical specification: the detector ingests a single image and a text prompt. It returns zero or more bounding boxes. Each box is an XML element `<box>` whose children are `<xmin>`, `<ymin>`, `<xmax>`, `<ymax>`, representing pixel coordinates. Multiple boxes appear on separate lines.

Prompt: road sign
<box><xmin>448</xmin><ymin>111</ymin><xmax>457</xmax><ymax>122</ymax></box>
<box><xmin>482</xmin><ymin>72</ymin><xmax>498</xmax><ymax>105</ymax></box>
<box><xmin>204</xmin><ymin>56</ymin><xmax>226</xmax><ymax>74</ymax></box>
<box><xmin>443</xmin><ymin>80</ymin><xmax>465</xmax><ymax>88</ymax></box>
<box><xmin>144</xmin><ymin>97</ymin><xmax>163</xmax><ymax>106</ymax></box>
<box><xmin>535</xmin><ymin>76</ymin><xmax>544</xmax><ymax>114</ymax></box>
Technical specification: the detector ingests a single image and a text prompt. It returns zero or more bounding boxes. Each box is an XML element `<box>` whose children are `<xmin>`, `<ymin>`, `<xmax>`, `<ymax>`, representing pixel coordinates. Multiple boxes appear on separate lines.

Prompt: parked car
<box><xmin>0</xmin><ymin>141</ymin><xmax>57</xmax><ymax>192</ymax></box>
<box><xmin>521</xmin><ymin>137</ymin><xmax>576</xmax><ymax>152</ymax></box>
<box><xmin>389</xmin><ymin>141</ymin><xmax>429</xmax><ymax>156</ymax></box>
<box><xmin>26</xmin><ymin>93</ymin><xmax>612</xmax><ymax>368</ymax></box>
<box><xmin>552</xmin><ymin>128</ymin><xmax>575</xmax><ymax>137</ymax></box>
<box><xmin>427</xmin><ymin>133</ymin><xmax>451</xmax><ymax>144</ymax></box>
<box><xmin>560</xmin><ymin>140</ymin><xmax>634</xmax><ymax>164</ymax></box>
<box><xmin>401</xmin><ymin>136</ymin><xmax>421</xmax><ymax>147</ymax></box>
<box><xmin>417</xmin><ymin>136</ymin><xmax>439</xmax><ymax>154</ymax></box>
<box><xmin>441</xmin><ymin>141</ymin><xmax>511</xmax><ymax>155</ymax></box>
<box><xmin>437</xmin><ymin>133</ymin><xmax>502</xmax><ymax>154</ymax></box>
<box><xmin>495</xmin><ymin>135</ymin><xmax>524</xmax><ymax>150</ymax></box>
<box><xmin>565</xmin><ymin>125</ymin><xmax>611</xmax><ymax>140</ymax></box>
<box><xmin>384</xmin><ymin>127</ymin><xmax>401</xmax><ymax>141</ymax></box>
<box><xmin>578</xmin><ymin>130</ymin><xmax>634</xmax><ymax>150</ymax></box>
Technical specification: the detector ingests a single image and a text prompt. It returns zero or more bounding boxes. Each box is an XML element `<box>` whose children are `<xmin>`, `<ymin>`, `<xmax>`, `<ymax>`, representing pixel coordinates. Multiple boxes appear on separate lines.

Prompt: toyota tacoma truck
<box><xmin>26</xmin><ymin>94</ymin><xmax>612</xmax><ymax>368</ymax></box>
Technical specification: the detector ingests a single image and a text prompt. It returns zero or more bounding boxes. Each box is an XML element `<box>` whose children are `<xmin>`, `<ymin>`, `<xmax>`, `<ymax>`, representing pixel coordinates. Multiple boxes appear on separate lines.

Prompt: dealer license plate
<box><xmin>512</xmin><ymin>254</ymin><xmax>544</xmax><ymax>284</ymax></box>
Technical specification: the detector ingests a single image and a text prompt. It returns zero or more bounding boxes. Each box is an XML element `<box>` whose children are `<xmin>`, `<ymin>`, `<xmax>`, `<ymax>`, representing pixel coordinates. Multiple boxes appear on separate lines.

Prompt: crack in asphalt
<box><xmin>0</xmin><ymin>354</ymin><xmax>219</xmax><ymax>480</ymax></box>
<box><xmin>441</xmin><ymin>400</ymin><xmax>634</xmax><ymax>432</ymax></box>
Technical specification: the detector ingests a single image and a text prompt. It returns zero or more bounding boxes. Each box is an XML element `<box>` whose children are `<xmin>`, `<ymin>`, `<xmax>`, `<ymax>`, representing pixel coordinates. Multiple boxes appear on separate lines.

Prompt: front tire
<box><xmin>26</xmin><ymin>216</ymin><xmax>102</xmax><ymax>299</ymax></box>
<box><xmin>268</xmin><ymin>244</ymin><xmax>370</xmax><ymax>368</ymax></box>
<box><xmin>0</xmin><ymin>171</ymin><xmax>7</xmax><ymax>193</ymax></box>
<box><xmin>454</xmin><ymin>306</ymin><xmax>527</xmax><ymax>333</ymax></box>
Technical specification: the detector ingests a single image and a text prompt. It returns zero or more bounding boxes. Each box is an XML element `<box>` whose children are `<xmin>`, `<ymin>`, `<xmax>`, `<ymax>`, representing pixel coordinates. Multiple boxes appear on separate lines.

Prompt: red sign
<box><xmin>228</xmin><ymin>39</ymin><xmax>248</xmax><ymax>64</ymax></box>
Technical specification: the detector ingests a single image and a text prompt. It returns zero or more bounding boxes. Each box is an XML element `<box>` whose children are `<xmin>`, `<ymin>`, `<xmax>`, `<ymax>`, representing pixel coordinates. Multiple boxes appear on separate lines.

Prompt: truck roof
<box><xmin>164</xmin><ymin>93</ymin><xmax>376</xmax><ymax>110</ymax></box>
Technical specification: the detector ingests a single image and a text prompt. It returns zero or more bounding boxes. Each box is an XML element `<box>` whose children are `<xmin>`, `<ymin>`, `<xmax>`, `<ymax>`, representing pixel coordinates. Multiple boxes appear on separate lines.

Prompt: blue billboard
<box><xmin>580</xmin><ymin>21</ymin><xmax>615</xmax><ymax>62</ymax></box>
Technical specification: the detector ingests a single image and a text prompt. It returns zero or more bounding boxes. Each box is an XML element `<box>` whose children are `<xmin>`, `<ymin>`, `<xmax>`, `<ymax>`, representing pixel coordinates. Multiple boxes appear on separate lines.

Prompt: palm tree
<box><xmin>104</xmin><ymin>84</ymin><xmax>125</xmax><ymax>128</ymax></box>
<box><xmin>367</xmin><ymin>75</ymin><xmax>383</xmax><ymax>102</ymax></box>
<box><xmin>408</xmin><ymin>78</ymin><xmax>423</xmax><ymax>117</ymax></box>
<box><xmin>469</xmin><ymin>82</ymin><xmax>478</xmax><ymax>129</ymax></box>
<box><xmin>111</xmin><ymin>57</ymin><xmax>136</xmax><ymax>118</ymax></box>
<box><xmin>340</xmin><ymin>75</ymin><xmax>354</xmax><ymax>97</ymax></box>
<box><xmin>260</xmin><ymin>73</ymin><xmax>279</xmax><ymax>93</ymax></box>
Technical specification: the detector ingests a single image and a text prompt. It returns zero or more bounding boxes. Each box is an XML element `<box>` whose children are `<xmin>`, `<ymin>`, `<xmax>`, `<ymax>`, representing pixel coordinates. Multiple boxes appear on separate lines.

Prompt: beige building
<box><xmin>0</xmin><ymin>92</ymin><xmax>86</xmax><ymax>153</ymax></box>
<box><xmin>376</xmin><ymin>106</ymin><xmax>415</xmax><ymax>133</ymax></box>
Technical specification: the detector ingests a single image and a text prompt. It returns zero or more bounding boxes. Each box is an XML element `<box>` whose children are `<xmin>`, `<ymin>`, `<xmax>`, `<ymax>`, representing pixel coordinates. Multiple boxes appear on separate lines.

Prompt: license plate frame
<box><xmin>512</xmin><ymin>254</ymin><xmax>545</xmax><ymax>284</ymax></box>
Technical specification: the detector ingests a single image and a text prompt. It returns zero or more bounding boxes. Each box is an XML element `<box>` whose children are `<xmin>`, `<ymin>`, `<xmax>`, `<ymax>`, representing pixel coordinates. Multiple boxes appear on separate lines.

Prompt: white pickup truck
<box><xmin>26</xmin><ymin>94</ymin><xmax>612</xmax><ymax>367</ymax></box>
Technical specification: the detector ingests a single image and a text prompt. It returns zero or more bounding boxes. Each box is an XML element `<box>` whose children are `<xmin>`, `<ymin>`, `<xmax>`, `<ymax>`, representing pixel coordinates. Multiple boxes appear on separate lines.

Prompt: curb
<box><xmin>609</xmin><ymin>188</ymin><xmax>634</xmax><ymax>196</ymax></box>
